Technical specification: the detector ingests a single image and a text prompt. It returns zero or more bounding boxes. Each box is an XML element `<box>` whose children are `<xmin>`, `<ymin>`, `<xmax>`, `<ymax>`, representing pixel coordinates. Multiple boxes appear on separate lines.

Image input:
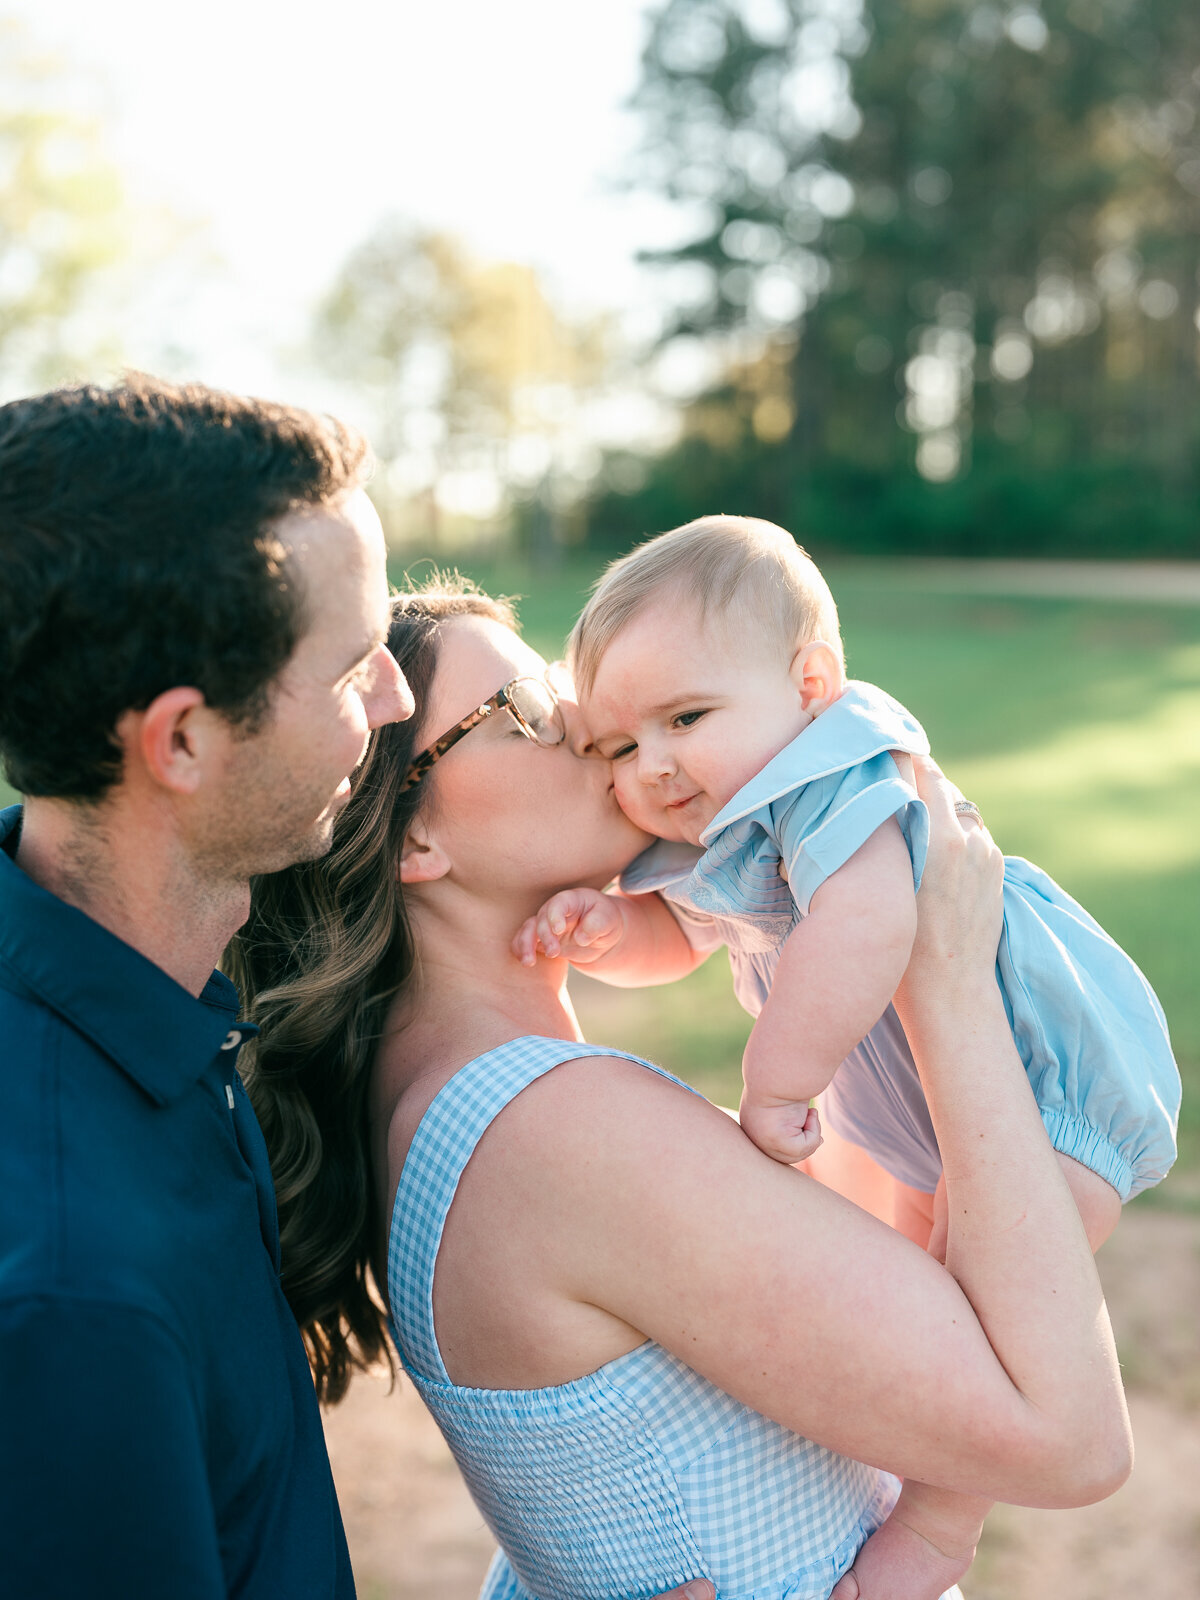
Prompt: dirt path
<box><xmin>322</xmin><ymin>1204</ymin><xmax>1200</xmax><ymax>1599</ymax></box>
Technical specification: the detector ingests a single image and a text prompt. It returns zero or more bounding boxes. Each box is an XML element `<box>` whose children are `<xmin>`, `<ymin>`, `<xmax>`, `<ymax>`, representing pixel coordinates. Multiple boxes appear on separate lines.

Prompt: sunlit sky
<box><xmin>9</xmin><ymin>0</ymin><xmax>680</xmax><ymax>401</ymax></box>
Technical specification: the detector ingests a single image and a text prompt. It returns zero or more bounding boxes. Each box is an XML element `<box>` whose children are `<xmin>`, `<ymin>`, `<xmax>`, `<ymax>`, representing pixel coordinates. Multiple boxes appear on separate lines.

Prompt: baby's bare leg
<box><xmin>802</xmin><ymin>1124</ymin><xmax>940</xmax><ymax>1249</ymax></box>
<box><xmin>892</xmin><ymin>1181</ymin><xmax>936</xmax><ymax>1250</ymax></box>
<box><xmin>1058</xmin><ymin>1153</ymin><xmax>1122</xmax><ymax>1250</ymax></box>
<box><xmin>929</xmin><ymin>1180</ymin><xmax>949</xmax><ymax>1264</ymax></box>
<box><xmin>801</xmin><ymin>1117</ymin><xmax>898</xmax><ymax>1226</ymax></box>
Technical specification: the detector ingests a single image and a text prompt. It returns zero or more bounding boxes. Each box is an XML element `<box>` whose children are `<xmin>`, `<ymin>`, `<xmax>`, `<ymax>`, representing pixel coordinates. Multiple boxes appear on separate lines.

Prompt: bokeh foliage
<box><xmin>313</xmin><ymin>220</ymin><xmax>611</xmax><ymax>548</ymax></box>
<box><xmin>587</xmin><ymin>0</ymin><xmax>1200</xmax><ymax>556</ymax></box>
<box><xmin>0</xmin><ymin>20</ymin><xmax>133</xmax><ymax>393</ymax></box>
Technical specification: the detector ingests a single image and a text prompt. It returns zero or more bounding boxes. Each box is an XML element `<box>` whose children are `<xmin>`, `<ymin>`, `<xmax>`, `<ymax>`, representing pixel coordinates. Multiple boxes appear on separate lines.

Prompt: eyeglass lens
<box><xmin>508</xmin><ymin>678</ymin><xmax>563</xmax><ymax>744</ymax></box>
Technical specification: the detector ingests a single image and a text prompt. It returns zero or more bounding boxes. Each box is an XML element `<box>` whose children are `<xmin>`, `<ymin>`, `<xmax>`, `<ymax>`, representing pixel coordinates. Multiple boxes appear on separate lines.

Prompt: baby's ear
<box><xmin>788</xmin><ymin>640</ymin><xmax>845</xmax><ymax>716</ymax></box>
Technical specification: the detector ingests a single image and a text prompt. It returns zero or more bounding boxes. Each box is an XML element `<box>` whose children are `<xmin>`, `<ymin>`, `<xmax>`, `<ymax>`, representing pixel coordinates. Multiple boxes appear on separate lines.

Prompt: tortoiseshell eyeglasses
<box><xmin>402</xmin><ymin>673</ymin><xmax>568</xmax><ymax>791</ymax></box>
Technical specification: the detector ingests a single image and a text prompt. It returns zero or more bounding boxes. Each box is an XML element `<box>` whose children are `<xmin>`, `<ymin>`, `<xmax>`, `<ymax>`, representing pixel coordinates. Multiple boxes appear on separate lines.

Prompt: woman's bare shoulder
<box><xmin>484</xmin><ymin>1049</ymin><xmax>743</xmax><ymax>1160</ymax></box>
<box><xmin>376</xmin><ymin>1037</ymin><xmax>717</xmax><ymax>1200</ymax></box>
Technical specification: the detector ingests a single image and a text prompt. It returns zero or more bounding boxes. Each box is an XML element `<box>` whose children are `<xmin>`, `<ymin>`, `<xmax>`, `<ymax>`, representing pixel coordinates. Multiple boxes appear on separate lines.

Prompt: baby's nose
<box><xmin>638</xmin><ymin>747</ymin><xmax>675</xmax><ymax>783</ymax></box>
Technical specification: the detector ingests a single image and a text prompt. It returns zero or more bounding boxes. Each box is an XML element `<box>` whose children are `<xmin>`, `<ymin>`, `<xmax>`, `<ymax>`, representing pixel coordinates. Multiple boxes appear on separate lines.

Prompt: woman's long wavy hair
<box><xmin>224</xmin><ymin>574</ymin><xmax>515</xmax><ymax>1405</ymax></box>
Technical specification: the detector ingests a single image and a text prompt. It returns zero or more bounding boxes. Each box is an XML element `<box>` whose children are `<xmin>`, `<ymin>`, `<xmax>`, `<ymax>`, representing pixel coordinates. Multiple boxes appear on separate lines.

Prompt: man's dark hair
<box><xmin>0</xmin><ymin>373</ymin><xmax>370</xmax><ymax>799</ymax></box>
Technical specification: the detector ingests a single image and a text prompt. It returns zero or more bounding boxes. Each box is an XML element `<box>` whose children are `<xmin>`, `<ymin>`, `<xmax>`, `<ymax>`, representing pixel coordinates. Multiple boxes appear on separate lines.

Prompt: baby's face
<box><xmin>582</xmin><ymin>594</ymin><xmax>814</xmax><ymax>846</ymax></box>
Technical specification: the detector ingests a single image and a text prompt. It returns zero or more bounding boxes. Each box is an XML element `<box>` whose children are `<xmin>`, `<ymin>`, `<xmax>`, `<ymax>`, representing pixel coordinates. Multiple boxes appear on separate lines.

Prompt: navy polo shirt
<box><xmin>0</xmin><ymin>806</ymin><xmax>355</xmax><ymax>1599</ymax></box>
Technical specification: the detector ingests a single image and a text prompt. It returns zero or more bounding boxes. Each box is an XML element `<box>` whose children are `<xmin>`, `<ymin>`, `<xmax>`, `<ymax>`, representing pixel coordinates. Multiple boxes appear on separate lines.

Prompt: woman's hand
<box><xmin>894</xmin><ymin>756</ymin><xmax>1004</xmax><ymax>1023</ymax></box>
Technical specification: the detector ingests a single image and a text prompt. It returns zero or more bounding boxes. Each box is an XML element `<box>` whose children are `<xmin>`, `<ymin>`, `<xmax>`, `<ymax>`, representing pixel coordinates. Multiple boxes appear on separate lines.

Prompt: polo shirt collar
<box><xmin>0</xmin><ymin>805</ymin><xmax>252</xmax><ymax>1106</ymax></box>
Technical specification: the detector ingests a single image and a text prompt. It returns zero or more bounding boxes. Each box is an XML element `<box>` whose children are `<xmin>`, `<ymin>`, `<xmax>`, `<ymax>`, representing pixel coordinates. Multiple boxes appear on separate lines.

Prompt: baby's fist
<box><xmin>739</xmin><ymin>1097</ymin><xmax>823</xmax><ymax>1166</ymax></box>
<box><xmin>512</xmin><ymin>888</ymin><xmax>627</xmax><ymax>968</ymax></box>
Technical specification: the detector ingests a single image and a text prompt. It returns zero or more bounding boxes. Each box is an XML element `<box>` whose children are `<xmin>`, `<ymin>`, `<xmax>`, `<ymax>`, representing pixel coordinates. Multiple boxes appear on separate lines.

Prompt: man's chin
<box><xmin>255</xmin><ymin>813</ymin><xmax>337</xmax><ymax>877</ymax></box>
<box><xmin>298</xmin><ymin>812</ymin><xmax>338</xmax><ymax>861</ymax></box>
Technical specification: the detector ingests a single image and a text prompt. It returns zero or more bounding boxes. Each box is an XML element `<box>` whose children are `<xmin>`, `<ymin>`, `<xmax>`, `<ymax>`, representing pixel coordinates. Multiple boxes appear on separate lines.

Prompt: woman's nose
<box><xmin>559</xmin><ymin>693</ymin><xmax>599</xmax><ymax>759</ymax></box>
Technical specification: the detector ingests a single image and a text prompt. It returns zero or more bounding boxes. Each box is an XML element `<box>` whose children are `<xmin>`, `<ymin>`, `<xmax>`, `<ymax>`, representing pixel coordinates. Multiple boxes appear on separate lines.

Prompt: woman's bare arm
<box><xmin>504</xmin><ymin>1062</ymin><xmax>1125</xmax><ymax>1506</ymax></box>
<box><xmin>886</xmin><ymin>760</ymin><xmax>1129</xmax><ymax>1496</ymax></box>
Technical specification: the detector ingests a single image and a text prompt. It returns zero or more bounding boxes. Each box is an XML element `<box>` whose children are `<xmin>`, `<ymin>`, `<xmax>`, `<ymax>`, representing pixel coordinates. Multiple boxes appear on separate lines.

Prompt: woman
<box><xmin>227</xmin><ymin>579</ymin><xmax>1130</xmax><ymax>1600</ymax></box>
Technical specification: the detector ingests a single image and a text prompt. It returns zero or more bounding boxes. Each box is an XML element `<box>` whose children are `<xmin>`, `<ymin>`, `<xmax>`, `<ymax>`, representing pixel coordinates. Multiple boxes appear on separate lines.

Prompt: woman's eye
<box><xmin>674</xmin><ymin>709</ymin><xmax>707</xmax><ymax>729</ymax></box>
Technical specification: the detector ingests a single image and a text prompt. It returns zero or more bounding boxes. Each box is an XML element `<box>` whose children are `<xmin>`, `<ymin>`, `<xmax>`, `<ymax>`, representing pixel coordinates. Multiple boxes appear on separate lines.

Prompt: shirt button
<box><xmin>220</xmin><ymin>1029</ymin><xmax>242</xmax><ymax>1051</ymax></box>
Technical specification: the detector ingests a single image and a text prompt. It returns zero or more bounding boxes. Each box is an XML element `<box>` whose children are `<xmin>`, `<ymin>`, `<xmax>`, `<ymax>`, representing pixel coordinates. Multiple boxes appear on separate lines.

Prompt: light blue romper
<box><xmin>387</xmin><ymin>1035</ymin><xmax>965</xmax><ymax>1600</ymax></box>
<box><xmin>621</xmin><ymin>682</ymin><xmax>1180</xmax><ymax>1200</ymax></box>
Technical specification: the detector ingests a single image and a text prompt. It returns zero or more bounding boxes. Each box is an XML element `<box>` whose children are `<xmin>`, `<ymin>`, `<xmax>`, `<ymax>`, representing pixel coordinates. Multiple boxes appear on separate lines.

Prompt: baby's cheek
<box><xmin>612</xmin><ymin>767</ymin><xmax>653</xmax><ymax>828</ymax></box>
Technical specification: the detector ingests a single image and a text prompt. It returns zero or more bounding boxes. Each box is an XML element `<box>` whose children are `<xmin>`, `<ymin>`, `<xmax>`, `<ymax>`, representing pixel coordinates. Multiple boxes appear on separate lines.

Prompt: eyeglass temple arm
<box><xmin>402</xmin><ymin>699</ymin><xmax>502</xmax><ymax>791</ymax></box>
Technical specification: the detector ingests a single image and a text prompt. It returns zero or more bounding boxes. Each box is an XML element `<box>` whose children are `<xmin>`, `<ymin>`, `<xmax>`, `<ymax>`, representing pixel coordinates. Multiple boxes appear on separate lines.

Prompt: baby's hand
<box><xmin>738</xmin><ymin>1094</ymin><xmax>823</xmax><ymax>1166</ymax></box>
<box><xmin>512</xmin><ymin>888</ymin><xmax>627</xmax><ymax>968</ymax></box>
<box><xmin>828</xmin><ymin>1513</ymin><xmax>975</xmax><ymax>1600</ymax></box>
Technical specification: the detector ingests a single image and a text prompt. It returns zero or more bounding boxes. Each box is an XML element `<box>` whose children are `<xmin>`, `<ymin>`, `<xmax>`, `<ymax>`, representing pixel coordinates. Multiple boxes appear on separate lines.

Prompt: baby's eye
<box><xmin>609</xmin><ymin>742</ymin><xmax>636</xmax><ymax>761</ymax></box>
<box><xmin>673</xmin><ymin>709</ymin><xmax>708</xmax><ymax>729</ymax></box>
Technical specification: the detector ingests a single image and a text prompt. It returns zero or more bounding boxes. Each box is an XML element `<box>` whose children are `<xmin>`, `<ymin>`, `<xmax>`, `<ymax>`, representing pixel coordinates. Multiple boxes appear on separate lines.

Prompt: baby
<box><xmin>513</xmin><ymin>514</ymin><xmax>1181</xmax><ymax>1600</ymax></box>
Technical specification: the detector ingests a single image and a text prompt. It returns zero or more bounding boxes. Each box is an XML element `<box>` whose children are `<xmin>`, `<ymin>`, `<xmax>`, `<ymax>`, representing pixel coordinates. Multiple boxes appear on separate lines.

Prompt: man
<box><xmin>0</xmin><ymin>375</ymin><xmax>713</xmax><ymax>1600</ymax></box>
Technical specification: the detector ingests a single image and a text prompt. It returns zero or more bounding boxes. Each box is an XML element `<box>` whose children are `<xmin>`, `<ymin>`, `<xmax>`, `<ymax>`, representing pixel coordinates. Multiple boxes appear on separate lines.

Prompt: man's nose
<box><xmin>366</xmin><ymin>644</ymin><xmax>415</xmax><ymax>728</ymax></box>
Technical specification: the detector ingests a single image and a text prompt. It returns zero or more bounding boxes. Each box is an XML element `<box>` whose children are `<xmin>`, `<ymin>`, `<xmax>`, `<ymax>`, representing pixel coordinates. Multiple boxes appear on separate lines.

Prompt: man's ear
<box><xmin>399</xmin><ymin>818</ymin><xmax>452</xmax><ymax>884</ymax></box>
<box><xmin>117</xmin><ymin>688</ymin><xmax>212</xmax><ymax>795</ymax></box>
<box><xmin>787</xmin><ymin>640</ymin><xmax>845</xmax><ymax>717</ymax></box>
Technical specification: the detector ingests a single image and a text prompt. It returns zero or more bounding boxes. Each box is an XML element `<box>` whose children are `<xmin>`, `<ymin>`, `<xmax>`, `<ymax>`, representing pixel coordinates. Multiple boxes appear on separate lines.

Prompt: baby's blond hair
<box><xmin>568</xmin><ymin>515</ymin><xmax>842</xmax><ymax>695</ymax></box>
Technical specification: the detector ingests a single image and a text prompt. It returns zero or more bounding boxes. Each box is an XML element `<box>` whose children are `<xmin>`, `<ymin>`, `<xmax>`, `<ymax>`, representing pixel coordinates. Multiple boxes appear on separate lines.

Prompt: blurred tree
<box><xmin>312</xmin><ymin>219</ymin><xmax>611</xmax><ymax>550</ymax></box>
<box><xmin>0</xmin><ymin>20</ymin><xmax>132</xmax><ymax>393</ymax></box>
<box><xmin>602</xmin><ymin>0</ymin><xmax>1200</xmax><ymax>554</ymax></box>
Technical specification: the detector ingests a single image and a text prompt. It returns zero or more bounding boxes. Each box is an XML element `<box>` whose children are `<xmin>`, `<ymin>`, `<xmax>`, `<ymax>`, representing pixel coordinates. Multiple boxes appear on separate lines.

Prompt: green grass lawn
<box><xmin>6</xmin><ymin>556</ymin><xmax>1197</xmax><ymax>1187</ymax></box>
<box><xmin>436</xmin><ymin>554</ymin><xmax>1200</xmax><ymax>1192</ymax></box>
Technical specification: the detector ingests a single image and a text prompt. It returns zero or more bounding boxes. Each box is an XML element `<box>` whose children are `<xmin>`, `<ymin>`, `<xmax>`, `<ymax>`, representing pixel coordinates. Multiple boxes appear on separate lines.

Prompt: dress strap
<box><xmin>387</xmin><ymin>1036</ymin><xmax>695</xmax><ymax>1383</ymax></box>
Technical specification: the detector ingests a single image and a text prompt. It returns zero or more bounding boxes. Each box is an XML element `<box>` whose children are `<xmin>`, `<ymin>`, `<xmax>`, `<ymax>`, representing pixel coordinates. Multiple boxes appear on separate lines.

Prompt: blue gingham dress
<box><xmin>387</xmin><ymin>1035</ymin><xmax>943</xmax><ymax>1600</ymax></box>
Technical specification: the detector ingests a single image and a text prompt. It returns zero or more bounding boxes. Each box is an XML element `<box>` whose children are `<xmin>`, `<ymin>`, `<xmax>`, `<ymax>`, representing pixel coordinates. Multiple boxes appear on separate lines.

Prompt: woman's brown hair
<box><xmin>224</xmin><ymin>575</ymin><xmax>514</xmax><ymax>1404</ymax></box>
